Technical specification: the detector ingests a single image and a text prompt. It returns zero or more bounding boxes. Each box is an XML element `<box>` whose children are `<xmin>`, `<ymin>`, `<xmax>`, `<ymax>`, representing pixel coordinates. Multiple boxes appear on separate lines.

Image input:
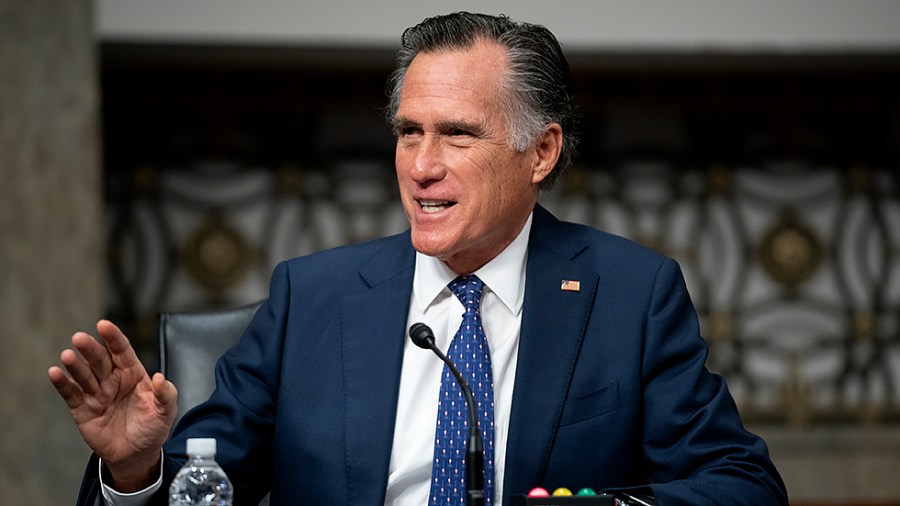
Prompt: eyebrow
<box><xmin>391</xmin><ymin>116</ymin><xmax>420</xmax><ymax>133</ymax></box>
<box><xmin>435</xmin><ymin>120</ymin><xmax>484</xmax><ymax>136</ymax></box>
<box><xmin>392</xmin><ymin>116</ymin><xmax>485</xmax><ymax>135</ymax></box>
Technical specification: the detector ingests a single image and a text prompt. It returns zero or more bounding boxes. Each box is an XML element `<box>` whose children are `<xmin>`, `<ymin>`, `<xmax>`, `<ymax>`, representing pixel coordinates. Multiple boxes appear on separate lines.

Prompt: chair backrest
<box><xmin>158</xmin><ymin>300</ymin><xmax>264</xmax><ymax>425</ymax></box>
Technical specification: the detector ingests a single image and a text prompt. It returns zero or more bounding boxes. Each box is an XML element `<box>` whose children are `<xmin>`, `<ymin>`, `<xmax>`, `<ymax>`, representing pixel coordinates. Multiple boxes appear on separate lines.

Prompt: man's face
<box><xmin>394</xmin><ymin>41</ymin><xmax>551</xmax><ymax>274</ymax></box>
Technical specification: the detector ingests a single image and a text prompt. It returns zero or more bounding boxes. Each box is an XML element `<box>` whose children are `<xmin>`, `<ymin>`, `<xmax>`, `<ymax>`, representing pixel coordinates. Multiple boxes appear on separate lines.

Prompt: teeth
<box><xmin>419</xmin><ymin>200</ymin><xmax>451</xmax><ymax>213</ymax></box>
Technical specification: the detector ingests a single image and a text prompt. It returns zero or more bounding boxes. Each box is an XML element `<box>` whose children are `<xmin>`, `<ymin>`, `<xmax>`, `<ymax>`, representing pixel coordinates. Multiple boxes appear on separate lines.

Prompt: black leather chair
<box><xmin>158</xmin><ymin>300</ymin><xmax>270</xmax><ymax>505</ymax></box>
<box><xmin>158</xmin><ymin>300</ymin><xmax>264</xmax><ymax>426</ymax></box>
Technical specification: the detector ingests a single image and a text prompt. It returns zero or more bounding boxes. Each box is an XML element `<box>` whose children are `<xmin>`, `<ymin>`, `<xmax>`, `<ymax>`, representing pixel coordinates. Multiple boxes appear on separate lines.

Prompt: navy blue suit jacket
<box><xmin>78</xmin><ymin>205</ymin><xmax>786</xmax><ymax>505</ymax></box>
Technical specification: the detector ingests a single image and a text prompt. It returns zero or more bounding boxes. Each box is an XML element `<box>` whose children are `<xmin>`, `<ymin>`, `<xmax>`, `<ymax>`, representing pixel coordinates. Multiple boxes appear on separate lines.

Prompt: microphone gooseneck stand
<box><xmin>409</xmin><ymin>322</ymin><xmax>485</xmax><ymax>506</ymax></box>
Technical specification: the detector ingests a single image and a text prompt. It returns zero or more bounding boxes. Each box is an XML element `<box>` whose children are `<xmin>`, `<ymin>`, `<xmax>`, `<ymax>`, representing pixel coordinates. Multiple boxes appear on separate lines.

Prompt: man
<box><xmin>49</xmin><ymin>12</ymin><xmax>788</xmax><ymax>506</ymax></box>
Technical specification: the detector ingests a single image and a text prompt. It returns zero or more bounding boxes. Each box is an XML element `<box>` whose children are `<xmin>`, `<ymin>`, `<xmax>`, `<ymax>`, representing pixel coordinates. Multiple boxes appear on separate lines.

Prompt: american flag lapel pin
<box><xmin>560</xmin><ymin>279</ymin><xmax>581</xmax><ymax>292</ymax></box>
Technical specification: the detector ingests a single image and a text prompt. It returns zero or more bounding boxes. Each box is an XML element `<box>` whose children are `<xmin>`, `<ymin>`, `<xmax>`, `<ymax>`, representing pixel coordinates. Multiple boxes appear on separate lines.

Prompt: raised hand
<box><xmin>48</xmin><ymin>320</ymin><xmax>178</xmax><ymax>491</ymax></box>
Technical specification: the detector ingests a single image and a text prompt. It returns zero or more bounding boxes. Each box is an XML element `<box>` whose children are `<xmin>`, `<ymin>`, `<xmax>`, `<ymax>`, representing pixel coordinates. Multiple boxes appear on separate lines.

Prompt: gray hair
<box><xmin>386</xmin><ymin>12</ymin><xmax>578</xmax><ymax>189</ymax></box>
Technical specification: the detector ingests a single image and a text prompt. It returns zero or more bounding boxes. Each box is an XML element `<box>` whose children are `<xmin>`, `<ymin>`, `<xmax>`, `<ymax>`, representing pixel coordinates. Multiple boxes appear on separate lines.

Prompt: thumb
<box><xmin>151</xmin><ymin>372</ymin><xmax>178</xmax><ymax>414</ymax></box>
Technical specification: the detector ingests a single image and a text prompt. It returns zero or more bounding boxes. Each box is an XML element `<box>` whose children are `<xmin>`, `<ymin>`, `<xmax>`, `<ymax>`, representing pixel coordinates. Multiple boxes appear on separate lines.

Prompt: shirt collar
<box><xmin>413</xmin><ymin>212</ymin><xmax>532</xmax><ymax>316</ymax></box>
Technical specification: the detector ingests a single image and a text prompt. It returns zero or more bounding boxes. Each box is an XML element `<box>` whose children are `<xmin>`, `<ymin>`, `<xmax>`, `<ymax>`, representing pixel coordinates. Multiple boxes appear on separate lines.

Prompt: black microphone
<box><xmin>409</xmin><ymin>322</ymin><xmax>485</xmax><ymax>506</ymax></box>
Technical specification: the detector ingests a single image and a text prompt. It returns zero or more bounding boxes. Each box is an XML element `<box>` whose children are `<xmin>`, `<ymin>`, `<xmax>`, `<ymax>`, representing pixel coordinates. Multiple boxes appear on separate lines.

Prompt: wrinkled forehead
<box><xmin>404</xmin><ymin>40</ymin><xmax>510</xmax><ymax>100</ymax></box>
<box><xmin>402</xmin><ymin>42</ymin><xmax>508</xmax><ymax>100</ymax></box>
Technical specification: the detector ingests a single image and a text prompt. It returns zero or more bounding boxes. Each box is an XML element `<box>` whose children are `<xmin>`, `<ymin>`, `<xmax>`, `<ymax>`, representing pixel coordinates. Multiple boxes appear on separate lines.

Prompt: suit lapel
<box><xmin>342</xmin><ymin>234</ymin><xmax>416</xmax><ymax>505</ymax></box>
<box><xmin>503</xmin><ymin>206</ymin><xmax>599</xmax><ymax>501</ymax></box>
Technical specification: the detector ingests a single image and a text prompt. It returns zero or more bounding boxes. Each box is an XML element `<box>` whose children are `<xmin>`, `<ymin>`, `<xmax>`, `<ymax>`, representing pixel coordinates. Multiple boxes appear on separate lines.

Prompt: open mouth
<box><xmin>417</xmin><ymin>199</ymin><xmax>456</xmax><ymax>214</ymax></box>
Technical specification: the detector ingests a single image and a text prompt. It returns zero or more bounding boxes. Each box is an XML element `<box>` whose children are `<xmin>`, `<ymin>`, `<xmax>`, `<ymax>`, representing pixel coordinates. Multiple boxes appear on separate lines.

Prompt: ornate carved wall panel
<box><xmin>102</xmin><ymin>45</ymin><xmax>900</xmax><ymax>427</ymax></box>
<box><xmin>541</xmin><ymin>163</ymin><xmax>900</xmax><ymax>425</ymax></box>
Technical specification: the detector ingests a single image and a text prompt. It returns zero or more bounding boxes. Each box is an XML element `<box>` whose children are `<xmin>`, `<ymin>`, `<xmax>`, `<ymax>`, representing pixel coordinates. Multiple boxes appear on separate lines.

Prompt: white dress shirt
<box><xmin>385</xmin><ymin>213</ymin><xmax>530</xmax><ymax>505</ymax></box>
<box><xmin>101</xmin><ymin>214</ymin><xmax>532</xmax><ymax>506</ymax></box>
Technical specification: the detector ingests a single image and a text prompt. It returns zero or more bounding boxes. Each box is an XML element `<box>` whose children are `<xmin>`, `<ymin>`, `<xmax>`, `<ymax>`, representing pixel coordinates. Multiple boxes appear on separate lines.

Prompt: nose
<box><xmin>410</xmin><ymin>135</ymin><xmax>446</xmax><ymax>184</ymax></box>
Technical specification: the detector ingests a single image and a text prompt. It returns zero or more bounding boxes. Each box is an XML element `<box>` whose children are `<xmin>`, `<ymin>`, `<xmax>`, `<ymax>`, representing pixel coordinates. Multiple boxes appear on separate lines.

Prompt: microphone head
<box><xmin>408</xmin><ymin>322</ymin><xmax>436</xmax><ymax>349</ymax></box>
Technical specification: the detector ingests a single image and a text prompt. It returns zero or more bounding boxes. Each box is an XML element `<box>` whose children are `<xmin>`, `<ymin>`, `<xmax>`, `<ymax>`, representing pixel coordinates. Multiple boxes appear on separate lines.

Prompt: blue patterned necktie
<box><xmin>429</xmin><ymin>275</ymin><xmax>495</xmax><ymax>505</ymax></box>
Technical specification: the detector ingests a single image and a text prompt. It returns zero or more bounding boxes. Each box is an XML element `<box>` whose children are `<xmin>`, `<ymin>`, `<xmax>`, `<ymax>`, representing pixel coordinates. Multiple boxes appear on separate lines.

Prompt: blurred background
<box><xmin>2</xmin><ymin>0</ymin><xmax>899</xmax><ymax>503</ymax></box>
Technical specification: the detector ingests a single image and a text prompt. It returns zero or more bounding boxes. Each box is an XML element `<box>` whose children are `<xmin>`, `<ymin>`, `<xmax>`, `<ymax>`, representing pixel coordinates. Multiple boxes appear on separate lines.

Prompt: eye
<box><xmin>450</xmin><ymin>128</ymin><xmax>473</xmax><ymax>137</ymax></box>
<box><xmin>392</xmin><ymin>121</ymin><xmax>423</xmax><ymax>138</ymax></box>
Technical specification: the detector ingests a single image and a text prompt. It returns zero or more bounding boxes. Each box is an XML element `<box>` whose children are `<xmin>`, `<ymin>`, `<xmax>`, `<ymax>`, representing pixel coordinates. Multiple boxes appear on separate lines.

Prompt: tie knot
<box><xmin>449</xmin><ymin>275</ymin><xmax>485</xmax><ymax>310</ymax></box>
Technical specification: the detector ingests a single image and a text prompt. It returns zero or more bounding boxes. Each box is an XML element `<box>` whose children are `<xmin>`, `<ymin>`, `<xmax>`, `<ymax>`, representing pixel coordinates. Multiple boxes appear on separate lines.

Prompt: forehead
<box><xmin>396</xmin><ymin>40</ymin><xmax>509</xmax><ymax>122</ymax></box>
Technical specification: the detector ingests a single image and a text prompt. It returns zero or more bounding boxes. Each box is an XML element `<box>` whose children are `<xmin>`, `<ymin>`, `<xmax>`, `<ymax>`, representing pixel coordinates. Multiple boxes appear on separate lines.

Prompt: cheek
<box><xmin>395</xmin><ymin>151</ymin><xmax>409</xmax><ymax>178</ymax></box>
<box><xmin>489</xmin><ymin>160</ymin><xmax>532</xmax><ymax>200</ymax></box>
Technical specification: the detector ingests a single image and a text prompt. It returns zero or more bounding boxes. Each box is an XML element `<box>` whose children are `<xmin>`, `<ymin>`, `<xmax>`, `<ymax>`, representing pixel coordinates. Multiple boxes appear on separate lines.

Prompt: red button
<box><xmin>527</xmin><ymin>487</ymin><xmax>550</xmax><ymax>497</ymax></box>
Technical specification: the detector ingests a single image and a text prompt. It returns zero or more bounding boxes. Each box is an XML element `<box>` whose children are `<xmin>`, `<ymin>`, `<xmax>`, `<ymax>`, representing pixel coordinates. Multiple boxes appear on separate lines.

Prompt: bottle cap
<box><xmin>186</xmin><ymin>438</ymin><xmax>217</xmax><ymax>456</ymax></box>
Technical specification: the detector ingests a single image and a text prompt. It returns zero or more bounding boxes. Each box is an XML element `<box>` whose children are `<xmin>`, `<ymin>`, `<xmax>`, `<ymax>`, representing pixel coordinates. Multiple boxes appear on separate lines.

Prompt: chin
<box><xmin>410</xmin><ymin>233</ymin><xmax>453</xmax><ymax>260</ymax></box>
<box><xmin>410</xmin><ymin>240</ymin><xmax>443</xmax><ymax>258</ymax></box>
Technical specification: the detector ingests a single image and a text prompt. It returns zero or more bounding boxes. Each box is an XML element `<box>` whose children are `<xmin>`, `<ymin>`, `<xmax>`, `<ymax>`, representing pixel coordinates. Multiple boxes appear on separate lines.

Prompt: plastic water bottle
<box><xmin>169</xmin><ymin>438</ymin><xmax>233</xmax><ymax>506</ymax></box>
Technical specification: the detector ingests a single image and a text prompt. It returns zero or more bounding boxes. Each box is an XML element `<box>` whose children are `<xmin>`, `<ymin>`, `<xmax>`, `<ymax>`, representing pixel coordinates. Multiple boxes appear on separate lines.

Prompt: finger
<box><xmin>96</xmin><ymin>320</ymin><xmax>143</xmax><ymax>371</ymax></box>
<box><xmin>48</xmin><ymin>365</ymin><xmax>85</xmax><ymax>409</ymax></box>
<box><xmin>73</xmin><ymin>329</ymin><xmax>114</xmax><ymax>381</ymax></box>
<box><xmin>60</xmin><ymin>345</ymin><xmax>101</xmax><ymax>395</ymax></box>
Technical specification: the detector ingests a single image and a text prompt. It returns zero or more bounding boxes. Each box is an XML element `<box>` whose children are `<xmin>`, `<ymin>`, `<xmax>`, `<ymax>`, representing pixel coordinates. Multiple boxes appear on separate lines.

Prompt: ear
<box><xmin>531</xmin><ymin>123</ymin><xmax>563</xmax><ymax>185</ymax></box>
